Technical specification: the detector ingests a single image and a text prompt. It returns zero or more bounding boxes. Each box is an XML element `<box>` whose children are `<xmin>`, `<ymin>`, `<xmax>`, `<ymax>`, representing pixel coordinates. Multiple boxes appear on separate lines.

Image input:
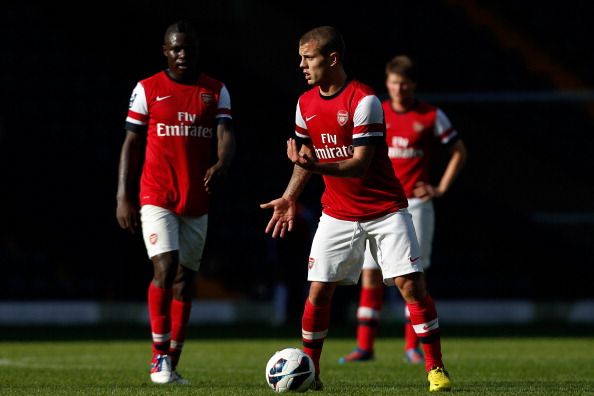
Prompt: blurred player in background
<box><xmin>261</xmin><ymin>28</ymin><xmax>452</xmax><ymax>392</ymax></box>
<box><xmin>339</xmin><ymin>55</ymin><xmax>467</xmax><ymax>365</ymax></box>
<box><xmin>116</xmin><ymin>20</ymin><xmax>235</xmax><ymax>384</ymax></box>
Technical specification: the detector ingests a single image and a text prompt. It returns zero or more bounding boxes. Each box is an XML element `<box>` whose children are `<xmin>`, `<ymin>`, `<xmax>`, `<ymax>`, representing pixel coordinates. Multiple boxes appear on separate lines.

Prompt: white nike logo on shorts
<box><xmin>156</xmin><ymin>95</ymin><xmax>172</xmax><ymax>101</ymax></box>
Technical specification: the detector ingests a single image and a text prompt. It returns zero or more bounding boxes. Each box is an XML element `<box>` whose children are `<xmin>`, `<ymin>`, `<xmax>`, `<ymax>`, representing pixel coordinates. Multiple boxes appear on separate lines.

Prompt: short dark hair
<box><xmin>164</xmin><ymin>20</ymin><xmax>198</xmax><ymax>45</ymax></box>
<box><xmin>385</xmin><ymin>55</ymin><xmax>418</xmax><ymax>82</ymax></box>
<box><xmin>300</xmin><ymin>26</ymin><xmax>346</xmax><ymax>61</ymax></box>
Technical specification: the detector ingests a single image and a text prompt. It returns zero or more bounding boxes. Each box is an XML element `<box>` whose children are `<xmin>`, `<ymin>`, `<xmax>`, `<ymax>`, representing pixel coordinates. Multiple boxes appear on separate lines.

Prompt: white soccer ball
<box><xmin>265</xmin><ymin>347</ymin><xmax>315</xmax><ymax>392</ymax></box>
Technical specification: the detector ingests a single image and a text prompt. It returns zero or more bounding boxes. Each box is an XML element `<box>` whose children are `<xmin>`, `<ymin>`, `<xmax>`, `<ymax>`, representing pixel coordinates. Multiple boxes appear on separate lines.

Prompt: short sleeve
<box><xmin>125</xmin><ymin>82</ymin><xmax>149</xmax><ymax>134</ymax></box>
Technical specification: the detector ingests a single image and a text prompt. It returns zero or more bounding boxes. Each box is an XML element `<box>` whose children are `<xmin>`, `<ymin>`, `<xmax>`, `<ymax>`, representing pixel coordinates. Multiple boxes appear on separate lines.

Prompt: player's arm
<box><xmin>260</xmin><ymin>143</ymin><xmax>313</xmax><ymax>238</ymax></box>
<box><xmin>204</xmin><ymin>118</ymin><xmax>236</xmax><ymax>193</ymax></box>
<box><xmin>284</xmin><ymin>142</ymin><xmax>314</xmax><ymax>200</ymax></box>
<box><xmin>435</xmin><ymin>139</ymin><xmax>467</xmax><ymax>196</ymax></box>
<box><xmin>414</xmin><ymin>139</ymin><xmax>467</xmax><ymax>201</ymax></box>
<box><xmin>288</xmin><ymin>94</ymin><xmax>381</xmax><ymax>177</ymax></box>
<box><xmin>287</xmin><ymin>138</ymin><xmax>374</xmax><ymax>177</ymax></box>
<box><xmin>415</xmin><ymin>107</ymin><xmax>468</xmax><ymax>200</ymax></box>
<box><xmin>116</xmin><ymin>130</ymin><xmax>146</xmax><ymax>233</ymax></box>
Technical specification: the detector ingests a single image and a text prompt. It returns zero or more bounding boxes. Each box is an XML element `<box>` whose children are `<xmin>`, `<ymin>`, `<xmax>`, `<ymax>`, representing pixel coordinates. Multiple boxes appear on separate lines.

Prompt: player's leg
<box><xmin>366</xmin><ymin>210</ymin><xmax>450</xmax><ymax>391</ymax></box>
<box><xmin>140</xmin><ymin>205</ymin><xmax>180</xmax><ymax>384</ymax></box>
<box><xmin>403</xmin><ymin>305</ymin><xmax>423</xmax><ymax>363</ymax></box>
<box><xmin>302</xmin><ymin>280</ymin><xmax>336</xmax><ymax>388</ymax></box>
<box><xmin>304</xmin><ymin>213</ymin><xmax>367</xmax><ymax>389</ymax></box>
<box><xmin>357</xmin><ymin>268</ymin><xmax>385</xmax><ymax>356</ymax></box>
<box><xmin>338</xmin><ymin>261</ymin><xmax>384</xmax><ymax>363</ymax></box>
<box><xmin>394</xmin><ymin>273</ymin><xmax>441</xmax><ymax>368</ymax></box>
<box><xmin>395</xmin><ymin>273</ymin><xmax>450</xmax><ymax>391</ymax></box>
<box><xmin>149</xmin><ymin>251</ymin><xmax>177</xmax><ymax>353</ymax></box>
<box><xmin>168</xmin><ymin>264</ymin><xmax>195</xmax><ymax>380</ymax></box>
<box><xmin>166</xmin><ymin>214</ymin><xmax>208</xmax><ymax>384</ymax></box>
<box><xmin>404</xmin><ymin>198</ymin><xmax>435</xmax><ymax>363</ymax></box>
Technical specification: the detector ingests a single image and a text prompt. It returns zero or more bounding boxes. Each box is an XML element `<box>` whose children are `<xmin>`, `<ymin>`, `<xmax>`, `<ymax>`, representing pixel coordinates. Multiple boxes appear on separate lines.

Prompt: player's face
<box><xmin>163</xmin><ymin>32</ymin><xmax>198</xmax><ymax>81</ymax></box>
<box><xmin>386</xmin><ymin>72</ymin><xmax>416</xmax><ymax>105</ymax></box>
<box><xmin>299</xmin><ymin>40</ymin><xmax>330</xmax><ymax>86</ymax></box>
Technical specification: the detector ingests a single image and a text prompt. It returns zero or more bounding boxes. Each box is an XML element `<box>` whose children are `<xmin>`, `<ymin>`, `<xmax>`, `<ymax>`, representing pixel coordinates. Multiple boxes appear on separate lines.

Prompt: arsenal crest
<box><xmin>413</xmin><ymin>121</ymin><xmax>425</xmax><ymax>133</ymax></box>
<box><xmin>149</xmin><ymin>233</ymin><xmax>158</xmax><ymax>245</ymax></box>
<box><xmin>337</xmin><ymin>110</ymin><xmax>349</xmax><ymax>126</ymax></box>
<box><xmin>201</xmin><ymin>93</ymin><xmax>214</xmax><ymax>105</ymax></box>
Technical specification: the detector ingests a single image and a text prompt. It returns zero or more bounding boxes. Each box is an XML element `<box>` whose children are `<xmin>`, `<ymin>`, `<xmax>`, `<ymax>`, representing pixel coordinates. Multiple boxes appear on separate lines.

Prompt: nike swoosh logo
<box><xmin>410</xmin><ymin>256</ymin><xmax>421</xmax><ymax>263</ymax></box>
<box><xmin>156</xmin><ymin>95</ymin><xmax>172</xmax><ymax>101</ymax></box>
<box><xmin>305</xmin><ymin>115</ymin><xmax>317</xmax><ymax>121</ymax></box>
<box><xmin>421</xmin><ymin>319</ymin><xmax>439</xmax><ymax>331</ymax></box>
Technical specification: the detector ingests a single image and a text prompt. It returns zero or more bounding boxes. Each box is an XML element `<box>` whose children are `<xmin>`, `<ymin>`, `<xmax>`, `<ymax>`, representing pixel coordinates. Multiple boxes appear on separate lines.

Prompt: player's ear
<box><xmin>162</xmin><ymin>44</ymin><xmax>168</xmax><ymax>57</ymax></box>
<box><xmin>328</xmin><ymin>51</ymin><xmax>339</xmax><ymax>67</ymax></box>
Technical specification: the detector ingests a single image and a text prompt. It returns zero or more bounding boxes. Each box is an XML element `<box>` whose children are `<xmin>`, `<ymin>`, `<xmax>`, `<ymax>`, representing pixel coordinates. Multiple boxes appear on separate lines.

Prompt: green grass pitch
<box><xmin>0</xmin><ymin>327</ymin><xmax>592</xmax><ymax>395</ymax></box>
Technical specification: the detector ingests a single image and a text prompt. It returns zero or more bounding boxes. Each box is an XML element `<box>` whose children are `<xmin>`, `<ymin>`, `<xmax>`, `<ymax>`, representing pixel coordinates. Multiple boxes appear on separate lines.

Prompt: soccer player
<box><xmin>260</xmin><ymin>27</ymin><xmax>452</xmax><ymax>392</ymax></box>
<box><xmin>338</xmin><ymin>55</ymin><xmax>467</xmax><ymax>366</ymax></box>
<box><xmin>115</xmin><ymin>20</ymin><xmax>235</xmax><ymax>384</ymax></box>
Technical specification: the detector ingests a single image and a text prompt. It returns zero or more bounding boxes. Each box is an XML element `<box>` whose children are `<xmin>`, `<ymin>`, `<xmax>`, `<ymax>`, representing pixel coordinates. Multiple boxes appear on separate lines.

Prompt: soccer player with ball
<box><xmin>261</xmin><ymin>26</ymin><xmax>452</xmax><ymax>392</ymax></box>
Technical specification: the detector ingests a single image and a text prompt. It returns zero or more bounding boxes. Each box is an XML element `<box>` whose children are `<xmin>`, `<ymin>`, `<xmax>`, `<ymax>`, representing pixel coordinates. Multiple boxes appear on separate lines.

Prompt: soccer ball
<box><xmin>265</xmin><ymin>347</ymin><xmax>315</xmax><ymax>392</ymax></box>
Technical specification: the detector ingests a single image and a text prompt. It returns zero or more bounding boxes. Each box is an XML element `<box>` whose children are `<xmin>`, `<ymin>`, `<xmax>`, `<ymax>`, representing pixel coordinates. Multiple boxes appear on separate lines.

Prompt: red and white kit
<box><xmin>364</xmin><ymin>100</ymin><xmax>459</xmax><ymax>271</ymax></box>
<box><xmin>125</xmin><ymin>71</ymin><xmax>232</xmax><ymax>268</ymax></box>
<box><xmin>126</xmin><ymin>71</ymin><xmax>232</xmax><ymax>216</ymax></box>
<box><xmin>384</xmin><ymin>100</ymin><xmax>458</xmax><ymax>198</ymax></box>
<box><xmin>295</xmin><ymin>80</ymin><xmax>421</xmax><ymax>284</ymax></box>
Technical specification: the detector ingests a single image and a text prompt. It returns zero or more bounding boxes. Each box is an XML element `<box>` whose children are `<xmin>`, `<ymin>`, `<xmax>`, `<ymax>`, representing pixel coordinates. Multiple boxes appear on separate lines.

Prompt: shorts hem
<box><xmin>148</xmin><ymin>247</ymin><xmax>178</xmax><ymax>259</ymax></box>
<box><xmin>382</xmin><ymin>266</ymin><xmax>423</xmax><ymax>286</ymax></box>
<box><xmin>307</xmin><ymin>276</ymin><xmax>358</xmax><ymax>286</ymax></box>
<box><xmin>180</xmin><ymin>260</ymin><xmax>201</xmax><ymax>272</ymax></box>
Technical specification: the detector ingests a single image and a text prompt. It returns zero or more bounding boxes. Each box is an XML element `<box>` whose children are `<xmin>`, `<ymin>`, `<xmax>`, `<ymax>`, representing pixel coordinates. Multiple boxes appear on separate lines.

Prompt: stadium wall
<box><xmin>0</xmin><ymin>300</ymin><xmax>593</xmax><ymax>325</ymax></box>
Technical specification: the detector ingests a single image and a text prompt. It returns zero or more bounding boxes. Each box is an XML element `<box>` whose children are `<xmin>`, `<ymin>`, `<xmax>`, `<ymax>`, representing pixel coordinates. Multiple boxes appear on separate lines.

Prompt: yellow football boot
<box><xmin>427</xmin><ymin>367</ymin><xmax>452</xmax><ymax>392</ymax></box>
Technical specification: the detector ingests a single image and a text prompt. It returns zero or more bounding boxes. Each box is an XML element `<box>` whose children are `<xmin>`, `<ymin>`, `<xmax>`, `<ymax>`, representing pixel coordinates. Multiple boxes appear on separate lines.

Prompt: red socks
<box><xmin>301</xmin><ymin>299</ymin><xmax>331</xmax><ymax>376</ymax></box>
<box><xmin>169</xmin><ymin>299</ymin><xmax>192</xmax><ymax>369</ymax></box>
<box><xmin>356</xmin><ymin>286</ymin><xmax>384</xmax><ymax>352</ymax></box>
<box><xmin>148</xmin><ymin>282</ymin><xmax>173</xmax><ymax>355</ymax></box>
<box><xmin>404</xmin><ymin>306</ymin><xmax>420</xmax><ymax>350</ymax></box>
<box><xmin>406</xmin><ymin>294</ymin><xmax>443</xmax><ymax>371</ymax></box>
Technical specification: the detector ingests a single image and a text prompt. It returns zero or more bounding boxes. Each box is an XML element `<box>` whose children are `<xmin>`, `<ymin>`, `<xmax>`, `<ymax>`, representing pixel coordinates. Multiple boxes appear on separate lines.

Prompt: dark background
<box><xmin>1</xmin><ymin>1</ymin><xmax>593</xmax><ymax>305</ymax></box>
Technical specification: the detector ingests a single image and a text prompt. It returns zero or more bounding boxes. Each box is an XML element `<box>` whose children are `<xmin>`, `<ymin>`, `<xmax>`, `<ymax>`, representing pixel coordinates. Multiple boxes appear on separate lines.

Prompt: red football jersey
<box><xmin>295</xmin><ymin>80</ymin><xmax>407</xmax><ymax>221</ymax></box>
<box><xmin>383</xmin><ymin>100</ymin><xmax>458</xmax><ymax>198</ymax></box>
<box><xmin>125</xmin><ymin>71</ymin><xmax>232</xmax><ymax>216</ymax></box>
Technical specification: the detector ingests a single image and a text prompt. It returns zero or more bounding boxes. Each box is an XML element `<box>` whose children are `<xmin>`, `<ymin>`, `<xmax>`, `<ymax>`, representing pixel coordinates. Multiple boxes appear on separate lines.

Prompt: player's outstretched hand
<box><xmin>287</xmin><ymin>138</ymin><xmax>314</xmax><ymax>169</ymax></box>
<box><xmin>116</xmin><ymin>199</ymin><xmax>139</xmax><ymax>234</ymax></box>
<box><xmin>260</xmin><ymin>197</ymin><xmax>296</xmax><ymax>238</ymax></box>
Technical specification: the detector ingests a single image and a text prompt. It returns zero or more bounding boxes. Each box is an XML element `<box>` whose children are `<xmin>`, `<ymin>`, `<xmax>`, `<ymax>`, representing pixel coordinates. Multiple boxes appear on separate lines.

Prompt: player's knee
<box><xmin>395</xmin><ymin>273</ymin><xmax>426</xmax><ymax>302</ymax></box>
<box><xmin>151</xmin><ymin>252</ymin><xmax>179</xmax><ymax>286</ymax></box>
<box><xmin>362</xmin><ymin>269</ymin><xmax>383</xmax><ymax>287</ymax></box>
<box><xmin>308</xmin><ymin>282</ymin><xmax>335</xmax><ymax>306</ymax></box>
<box><xmin>172</xmin><ymin>281</ymin><xmax>193</xmax><ymax>301</ymax></box>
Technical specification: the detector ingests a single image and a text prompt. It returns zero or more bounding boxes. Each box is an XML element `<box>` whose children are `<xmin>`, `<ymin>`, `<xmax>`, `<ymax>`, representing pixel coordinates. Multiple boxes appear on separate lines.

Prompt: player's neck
<box><xmin>318</xmin><ymin>69</ymin><xmax>348</xmax><ymax>97</ymax></box>
<box><xmin>166</xmin><ymin>68</ymin><xmax>200</xmax><ymax>85</ymax></box>
<box><xmin>392</xmin><ymin>97</ymin><xmax>415</xmax><ymax>113</ymax></box>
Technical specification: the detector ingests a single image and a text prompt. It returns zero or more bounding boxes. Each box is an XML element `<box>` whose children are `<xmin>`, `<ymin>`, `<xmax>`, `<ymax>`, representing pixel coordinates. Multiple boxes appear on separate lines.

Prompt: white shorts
<box><xmin>308</xmin><ymin>210</ymin><xmax>423</xmax><ymax>286</ymax></box>
<box><xmin>363</xmin><ymin>198</ymin><xmax>434</xmax><ymax>270</ymax></box>
<box><xmin>140</xmin><ymin>205</ymin><xmax>208</xmax><ymax>271</ymax></box>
